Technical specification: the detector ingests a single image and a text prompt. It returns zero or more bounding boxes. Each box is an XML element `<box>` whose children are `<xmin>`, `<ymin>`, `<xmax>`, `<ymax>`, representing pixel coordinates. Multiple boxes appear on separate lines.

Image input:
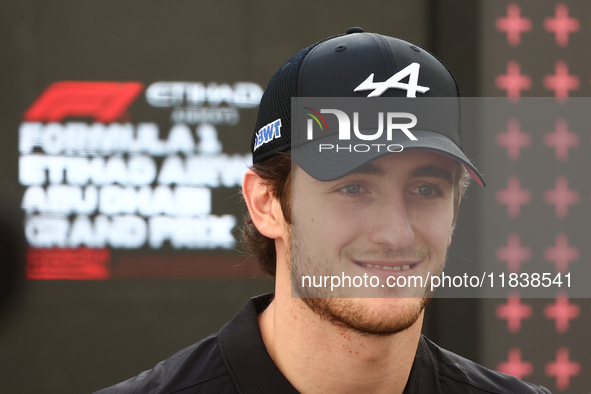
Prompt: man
<box><xmin>96</xmin><ymin>28</ymin><xmax>550</xmax><ymax>393</ymax></box>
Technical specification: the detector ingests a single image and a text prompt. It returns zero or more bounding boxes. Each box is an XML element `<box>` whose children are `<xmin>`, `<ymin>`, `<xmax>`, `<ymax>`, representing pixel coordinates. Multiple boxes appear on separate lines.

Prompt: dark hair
<box><xmin>242</xmin><ymin>153</ymin><xmax>470</xmax><ymax>277</ymax></box>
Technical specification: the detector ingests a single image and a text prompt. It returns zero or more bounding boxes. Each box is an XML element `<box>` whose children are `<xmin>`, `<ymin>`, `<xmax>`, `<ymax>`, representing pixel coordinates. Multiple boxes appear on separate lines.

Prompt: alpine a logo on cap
<box><xmin>253</xmin><ymin>118</ymin><xmax>282</xmax><ymax>151</ymax></box>
<box><xmin>354</xmin><ymin>63</ymin><xmax>430</xmax><ymax>98</ymax></box>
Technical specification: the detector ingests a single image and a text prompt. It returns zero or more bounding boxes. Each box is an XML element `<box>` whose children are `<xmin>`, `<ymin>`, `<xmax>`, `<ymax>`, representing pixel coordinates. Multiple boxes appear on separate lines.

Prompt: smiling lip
<box><xmin>354</xmin><ymin>260</ymin><xmax>420</xmax><ymax>272</ymax></box>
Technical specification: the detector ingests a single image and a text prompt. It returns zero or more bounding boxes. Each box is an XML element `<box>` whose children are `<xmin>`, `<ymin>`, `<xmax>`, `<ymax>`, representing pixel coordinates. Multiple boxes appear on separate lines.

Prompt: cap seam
<box><xmin>373</xmin><ymin>33</ymin><xmax>397</xmax><ymax>77</ymax></box>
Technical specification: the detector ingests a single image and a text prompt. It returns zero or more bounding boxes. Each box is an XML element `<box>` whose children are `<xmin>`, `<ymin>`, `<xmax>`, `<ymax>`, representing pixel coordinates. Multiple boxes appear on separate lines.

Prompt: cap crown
<box><xmin>252</xmin><ymin>31</ymin><xmax>462</xmax><ymax>163</ymax></box>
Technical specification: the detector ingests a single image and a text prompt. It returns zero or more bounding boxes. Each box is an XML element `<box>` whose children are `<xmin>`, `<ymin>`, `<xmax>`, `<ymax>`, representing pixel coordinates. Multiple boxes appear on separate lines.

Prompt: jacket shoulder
<box><xmin>424</xmin><ymin>337</ymin><xmax>551</xmax><ymax>394</ymax></box>
<box><xmin>94</xmin><ymin>333</ymin><xmax>237</xmax><ymax>394</ymax></box>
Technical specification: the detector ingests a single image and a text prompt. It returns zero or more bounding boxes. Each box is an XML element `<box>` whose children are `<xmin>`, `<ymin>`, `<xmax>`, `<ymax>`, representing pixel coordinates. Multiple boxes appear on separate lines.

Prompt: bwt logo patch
<box><xmin>253</xmin><ymin>118</ymin><xmax>282</xmax><ymax>151</ymax></box>
<box><xmin>24</xmin><ymin>81</ymin><xmax>143</xmax><ymax>123</ymax></box>
<box><xmin>306</xmin><ymin>109</ymin><xmax>418</xmax><ymax>141</ymax></box>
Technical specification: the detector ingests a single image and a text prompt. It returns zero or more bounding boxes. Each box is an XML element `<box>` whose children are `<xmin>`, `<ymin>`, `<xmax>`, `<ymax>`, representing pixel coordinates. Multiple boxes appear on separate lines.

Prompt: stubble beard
<box><xmin>288</xmin><ymin>223</ymin><xmax>442</xmax><ymax>337</ymax></box>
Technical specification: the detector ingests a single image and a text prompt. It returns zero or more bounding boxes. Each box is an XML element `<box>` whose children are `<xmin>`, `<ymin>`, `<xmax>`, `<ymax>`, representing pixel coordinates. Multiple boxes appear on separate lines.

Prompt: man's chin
<box><xmin>300</xmin><ymin>297</ymin><xmax>427</xmax><ymax>337</ymax></box>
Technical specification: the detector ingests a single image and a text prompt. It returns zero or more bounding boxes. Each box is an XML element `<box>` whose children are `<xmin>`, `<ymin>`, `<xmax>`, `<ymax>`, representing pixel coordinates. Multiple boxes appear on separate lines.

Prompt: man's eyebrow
<box><xmin>348</xmin><ymin>162</ymin><xmax>385</xmax><ymax>177</ymax></box>
<box><xmin>411</xmin><ymin>165</ymin><xmax>454</xmax><ymax>185</ymax></box>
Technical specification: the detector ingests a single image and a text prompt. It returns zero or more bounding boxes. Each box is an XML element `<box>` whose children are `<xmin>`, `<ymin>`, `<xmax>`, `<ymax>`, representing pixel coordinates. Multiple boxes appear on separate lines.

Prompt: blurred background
<box><xmin>0</xmin><ymin>0</ymin><xmax>590</xmax><ymax>392</ymax></box>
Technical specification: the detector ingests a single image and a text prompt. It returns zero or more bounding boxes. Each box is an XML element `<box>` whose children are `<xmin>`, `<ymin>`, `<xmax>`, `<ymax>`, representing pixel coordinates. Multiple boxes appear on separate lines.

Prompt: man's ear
<box><xmin>242</xmin><ymin>169</ymin><xmax>285</xmax><ymax>239</ymax></box>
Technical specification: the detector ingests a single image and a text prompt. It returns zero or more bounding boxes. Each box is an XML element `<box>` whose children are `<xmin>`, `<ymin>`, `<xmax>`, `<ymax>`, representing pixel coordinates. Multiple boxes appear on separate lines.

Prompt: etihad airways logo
<box><xmin>354</xmin><ymin>63</ymin><xmax>430</xmax><ymax>98</ymax></box>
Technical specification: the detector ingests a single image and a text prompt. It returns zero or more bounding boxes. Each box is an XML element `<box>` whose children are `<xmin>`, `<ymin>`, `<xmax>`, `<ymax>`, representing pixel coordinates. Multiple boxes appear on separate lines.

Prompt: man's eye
<box><xmin>343</xmin><ymin>184</ymin><xmax>362</xmax><ymax>194</ymax></box>
<box><xmin>414</xmin><ymin>185</ymin><xmax>434</xmax><ymax>196</ymax></box>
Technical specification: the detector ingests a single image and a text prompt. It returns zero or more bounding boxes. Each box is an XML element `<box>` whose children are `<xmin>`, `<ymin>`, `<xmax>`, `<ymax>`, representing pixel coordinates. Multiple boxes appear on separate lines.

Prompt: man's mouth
<box><xmin>354</xmin><ymin>261</ymin><xmax>419</xmax><ymax>271</ymax></box>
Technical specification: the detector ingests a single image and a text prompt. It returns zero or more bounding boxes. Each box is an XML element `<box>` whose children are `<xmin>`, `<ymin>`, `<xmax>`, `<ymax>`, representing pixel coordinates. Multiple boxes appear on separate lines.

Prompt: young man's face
<box><xmin>288</xmin><ymin>150</ymin><xmax>458</xmax><ymax>335</ymax></box>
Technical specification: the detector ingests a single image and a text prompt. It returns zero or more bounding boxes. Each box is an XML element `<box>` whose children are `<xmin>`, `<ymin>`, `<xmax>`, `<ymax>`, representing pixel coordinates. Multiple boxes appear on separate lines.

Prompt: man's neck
<box><xmin>258</xmin><ymin>287</ymin><xmax>423</xmax><ymax>394</ymax></box>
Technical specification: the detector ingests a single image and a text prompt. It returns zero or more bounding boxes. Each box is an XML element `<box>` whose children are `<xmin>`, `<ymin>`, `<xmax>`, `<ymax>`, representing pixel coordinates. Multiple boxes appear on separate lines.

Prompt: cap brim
<box><xmin>290</xmin><ymin>129</ymin><xmax>486</xmax><ymax>187</ymax></box>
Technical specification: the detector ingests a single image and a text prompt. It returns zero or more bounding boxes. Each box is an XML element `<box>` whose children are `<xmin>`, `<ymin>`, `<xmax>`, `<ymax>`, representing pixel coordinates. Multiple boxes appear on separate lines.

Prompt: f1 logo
<box><xmin>24</xmin><ymin>81</ymin><xmax>143</xmax><ymax>123</ymax></box>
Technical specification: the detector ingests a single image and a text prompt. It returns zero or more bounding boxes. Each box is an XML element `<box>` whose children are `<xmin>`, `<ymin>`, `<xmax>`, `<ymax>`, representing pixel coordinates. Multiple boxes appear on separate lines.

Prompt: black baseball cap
<box><xmin>251</xmin><ymin>27</ymin><xmax>485</xmax><ymax>187</ymax></box>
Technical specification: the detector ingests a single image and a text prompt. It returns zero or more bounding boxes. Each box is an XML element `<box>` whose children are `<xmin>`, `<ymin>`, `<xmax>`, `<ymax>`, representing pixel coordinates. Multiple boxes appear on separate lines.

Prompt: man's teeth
<box><xmin>361</xmin><ymin>263</ymin><xmax>412</xmax><ymax>271</ymax></box>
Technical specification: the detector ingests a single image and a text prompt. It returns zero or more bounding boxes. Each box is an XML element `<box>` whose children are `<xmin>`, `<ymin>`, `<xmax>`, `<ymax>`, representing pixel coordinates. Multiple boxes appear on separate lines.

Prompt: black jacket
<box><xmin>95</xmin><ymin>294</ymin><xmax>551</xmax><ymax>393</ymax></box>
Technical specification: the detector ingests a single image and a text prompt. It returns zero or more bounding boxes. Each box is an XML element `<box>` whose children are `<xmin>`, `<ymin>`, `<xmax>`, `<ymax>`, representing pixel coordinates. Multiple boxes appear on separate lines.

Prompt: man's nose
<box><xmin>366</xmin><ymin>193</ymin><xmax>415</xmax><ymax>249</ymax></box>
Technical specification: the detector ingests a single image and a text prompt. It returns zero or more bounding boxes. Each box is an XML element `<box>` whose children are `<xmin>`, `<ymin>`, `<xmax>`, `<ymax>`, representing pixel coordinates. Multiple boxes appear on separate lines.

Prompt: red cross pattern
<box><xmin>544</xmin><ymin>4</ymin><xmax>580</xmax><ymax>47</ymax></box>
<box><xmin>496</xmin><ymin>292</ymin><xmax>533</xmax><ymax>333</ymax></box>
<box><xmin>496</xmin><ymin>119</ymin><xmax>531</xmax><ymax>161</ymax></box>
<box><xmin>496</xmin><ymin>233</ymin><xmax>532</xmax><ymax>273</ymax></box>
<box><xmin>544</xmin><ymin>233</ymin><xmax>579</xmax><ymax>273</ymax></box>
<box><xmin>543</xmin><ymin>61</ymin><xmax>580</xmax><ymax>102</ymax></box>
<box><xmin>496</xmin><ymin>4</ymin><xmax>532</xmax><ymax>46</ymax></box>
<box><xmin>545</xmin><ymin>347</ymin><xmax>581</xmax><ymax>391</ymax></box>
<box><xmin>544</xmin><ymin>291</ymin><xmax>580</xmax><ymax>333</ymax></box>
<box><xmin>544</xmin><ymin>176</ymin><xmax>579</xmax><ymax>219</ymax></box>
<box><xmin>496</xmin><ymin>176</ymin><xmax>532</xmax><ymax>218</ymax></box>
<box><xmin>495</xmin><ymin>61</ymin><xmax>531</xmax><ymax>100</ymax></box>
<box><xmin>544</xmin><ymin>118</ymin><xmax>579</xmax><ymax>161</ymax></box>
<box><xmin>497</xmin><ymin>348</ymin><xmax>534</xmax><ymax>379</ymax></box>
